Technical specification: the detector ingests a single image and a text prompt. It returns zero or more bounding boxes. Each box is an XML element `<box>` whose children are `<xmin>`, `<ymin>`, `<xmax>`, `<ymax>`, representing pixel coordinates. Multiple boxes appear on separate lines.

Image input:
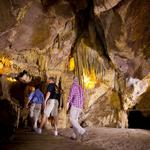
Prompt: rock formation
<box><xmin>0</xmin><ymin>0</ymin><xmax>149</xmax><ymax>131</ymax></box>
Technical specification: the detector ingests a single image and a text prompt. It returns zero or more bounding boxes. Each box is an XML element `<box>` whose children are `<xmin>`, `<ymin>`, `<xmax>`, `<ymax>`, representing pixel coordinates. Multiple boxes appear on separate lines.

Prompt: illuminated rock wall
<box><xmin>0</xmin><ymin>0</ymin><xmax>149</xmax><ymax>128</ymax></box>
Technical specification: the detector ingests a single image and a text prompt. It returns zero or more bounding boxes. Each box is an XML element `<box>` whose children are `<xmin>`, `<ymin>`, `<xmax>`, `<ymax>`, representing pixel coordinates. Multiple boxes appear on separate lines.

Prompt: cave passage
<box><xmin>128</xmin><ymin>109</ymin><xmax>150</xmax><ymax>129</ymax></box>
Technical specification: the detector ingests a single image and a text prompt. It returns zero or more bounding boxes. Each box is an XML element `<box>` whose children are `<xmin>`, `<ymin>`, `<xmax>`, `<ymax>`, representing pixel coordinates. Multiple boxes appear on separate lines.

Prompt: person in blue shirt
<box><xmin>25</xmin><ymin>85</ymin><xmax>44</xmax><ymax>129</ymax></box>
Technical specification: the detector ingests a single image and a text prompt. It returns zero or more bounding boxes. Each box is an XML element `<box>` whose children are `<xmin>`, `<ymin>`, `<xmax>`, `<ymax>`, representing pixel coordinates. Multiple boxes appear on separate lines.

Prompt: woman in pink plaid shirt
<box><xmin>67</xmin><ymin>77</ymin><xmax>87</xmax><ymax>141</ymax></box>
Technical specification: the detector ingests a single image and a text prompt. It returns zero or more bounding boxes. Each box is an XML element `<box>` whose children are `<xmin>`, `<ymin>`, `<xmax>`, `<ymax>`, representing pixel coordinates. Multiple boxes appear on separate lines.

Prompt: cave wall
<box><xmin>0</xmin><ymin>0</ymin><xmax>76</xmax><ymax>128</ymax></box>
<box><xmin>97</xmin><ymin>0</ymin><xmax>150</xmax><ymax>78</ymax></box>
<box><xmin>75</xmin><ymin>0</ymin><xmax>150</xmax><ymax>128</ymax></box>
<box><xmin>0</xmin><ymin>0</ymin><xmax>75</xmax><ymax>76</ymax></box>
<box><xmin>0</xmin><ymin>0</ymin><xmax>150</xmax><ymax>128</ymax></box>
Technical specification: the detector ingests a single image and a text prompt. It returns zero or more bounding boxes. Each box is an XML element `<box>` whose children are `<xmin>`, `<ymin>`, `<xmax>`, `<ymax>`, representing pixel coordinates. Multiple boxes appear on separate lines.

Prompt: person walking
<box><xmin>67</xmin><ymin>77</ymin><xmax>87</xmax><ymax>141</ymax></box>
<box><xmin>36</xmin><ymin>77</ymin><xmax>59</xmax><ymax>136</ymax></box>
<box><xmin>25</xmin><ymin>85</ymin><xmax>44</xmax><ymax>130</ymax></box>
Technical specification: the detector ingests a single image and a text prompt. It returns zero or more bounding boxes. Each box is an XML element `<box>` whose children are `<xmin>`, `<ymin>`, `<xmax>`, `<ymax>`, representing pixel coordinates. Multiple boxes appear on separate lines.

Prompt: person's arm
<box><xmin>44</xmin><ymin>84</ymin><xmax>52</xmax><ymax>107</ymax></box>
<box><xmin>83</xmin><ymin>89</ymin><xmax>86</xmax><ymax>110</ymax></box>
<box><xmin>58</xmin><ymin>96</ymin><xmax>62</xmax><ymax>111</ymax></box>
<box><xmin>59</xmin><ymin>89</ymin><xmax>64</xmax><ymax>109</ymax></box>
<box><xmin>25</xmin><ymin>99</ymin><xmax>30</xmax><ymax>108</ymax></box>
<box><xmin>67</xmin><ymin>86</ymin><xmax>74</xmax><ymax>111</ymax></box>
<box><xmin>66</xmin><ymin>102</ymin><xmax>70</xmax><ymax>112</ymax></box>
<box><xmin>25</xmin><ymin>92</ymin><xmax>34</xmax><ymax>108</ymax></box>
<box><xmin>44</xmin><ymin>91</ymin><xmax>50</xmax><ymax>107</ymax></box>
<box><xmin>82</xmin><ymin>88</ymin><xmax>87</xmax><ymax>110</ymax></box>
<box><xmin>45</xmin><ymin>91</ymin><xmax>50</xmax><ymax>102</ymax></box>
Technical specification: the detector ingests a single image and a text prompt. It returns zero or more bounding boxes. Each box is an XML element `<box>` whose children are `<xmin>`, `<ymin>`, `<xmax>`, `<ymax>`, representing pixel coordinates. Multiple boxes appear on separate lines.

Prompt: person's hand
<box><xmin>83</xmin><ymin>105</ymin><xmax>86</xmax><ymax>110</ymax></box>
<box><xmin>66</xmin><ymin>109</ymin><xmax>69</xmax><ymax>114</ymax></box>
<box><xmin>58</xmin><ymin>107</ymin><xmax>62</xmax><ymax>113</ymax></box>
<box><xmin>42</xmin><ymin>101</ymin><xmax>46</xmax><ymax>109</ymax></box>
<box><xmin>25</xmin><ymin>105</ymin><xmax>28</xmax><ymax>109</ymax></box>
<box><xmin>66</xmin><ymin>102</ymin><xmax>70</xmax><ymax>110</ymax></box>
<box><xmin>66</xmin><ymin>103</ymin><xmax>70</xmax><ymax>114</ymax></box>
<box><xmin>66</xmin><ymin>106</ymin><xmax>70</xmax><ymax>114</ymax></box>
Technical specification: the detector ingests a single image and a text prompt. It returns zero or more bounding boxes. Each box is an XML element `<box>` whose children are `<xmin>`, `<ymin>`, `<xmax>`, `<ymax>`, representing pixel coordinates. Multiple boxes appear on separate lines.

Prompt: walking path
<box><xmin>1</xmin><ymin>128</ymin><xmax>150</xmax><ymax>150</ymax></box>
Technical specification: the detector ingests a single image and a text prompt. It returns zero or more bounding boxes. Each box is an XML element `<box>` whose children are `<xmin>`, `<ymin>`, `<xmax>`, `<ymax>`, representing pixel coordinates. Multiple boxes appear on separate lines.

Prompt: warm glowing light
<box><xmin>7</xmin><ymin>77</ymin><xmax>17</xmax><ymax>82</ymax></box>
<box><xmin>69</xmin><ymin>57</ymin><xmax>75</xmax><ymax>71</ymax></box>
<box><xmin>83</xmin><ymin>69</ymin><xmax>97</xmax><ymax>89</ymax></box>
<box><xmin>0</xmin><ymin>56</ymin><xmax>13</xmax><ymax>74</ymax></box>
<box><xmin>0</xmin><ymin>62</ymin><xmax>3</xmax><ymax>69</ymax></box>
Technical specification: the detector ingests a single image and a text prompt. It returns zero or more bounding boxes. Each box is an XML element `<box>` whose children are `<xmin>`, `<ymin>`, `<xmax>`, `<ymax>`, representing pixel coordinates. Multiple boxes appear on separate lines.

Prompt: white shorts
<box><xmin>29</xmin><ymin>103</ymin><xmax>42</xmax><ymax>119</ymax></box>
<box><xmin>44</xmin><ymin>99</ymin><xmax>58</xmax><ymax>117</ymax></box>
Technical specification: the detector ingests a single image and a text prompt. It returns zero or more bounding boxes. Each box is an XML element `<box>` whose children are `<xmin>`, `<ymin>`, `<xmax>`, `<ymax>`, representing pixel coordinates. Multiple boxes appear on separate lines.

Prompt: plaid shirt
<box><xmin>68</xmin><ymin>79</ymin><xmax>84</xmax><ymax>108</ymax></box>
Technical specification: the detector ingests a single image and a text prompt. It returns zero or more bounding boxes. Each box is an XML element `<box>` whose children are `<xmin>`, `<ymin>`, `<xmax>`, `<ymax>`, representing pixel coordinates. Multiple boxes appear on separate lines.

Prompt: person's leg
<box><xmin>36</xmin><ymin>100</ymin><xmax>54</xmax><ymax>134</ymax></box>
<box><xmin>29</xmin><ymin>104</ymin><xmax>35</xmax><ymax>129</ymax></box>
<box><xmin>70</xmin><ymin>106</ymin><xmax>85</xmax><ymax>138</ymax></box>
<box><xmin>69</xmin><ymin>106</ymin><xmax>79</xmax><ymax>139</ymax></box>
<box><xmin>75</xmin><ymin>108</ymin><xmax>86</xmax><ymax>135</ymax></box>
<box><xmin>33</xmin><ymin>104</ymin><xmax>41</xmax><ymax>129</ymax></box>
<box><xmin>53</xmin><ymin>116</ymin><xmax>58</xmax><ymax>136</ymax></box>
<box><xmin>71</xmin><ymin>126</ymin><xmax>79</xmax><ymax>139</ymax></box>
<box><xmin>51</xmin><ymin>100</ymin><xmax>59</xmax><ymax>136</ymax></box>
<box><xmin>39</xmin><ymin>115</ymin><xmax>47</xmax><ymax>129</ymax></box>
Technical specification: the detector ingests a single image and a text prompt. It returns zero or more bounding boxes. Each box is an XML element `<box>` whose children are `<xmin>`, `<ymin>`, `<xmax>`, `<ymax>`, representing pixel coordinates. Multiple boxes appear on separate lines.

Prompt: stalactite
<box><xmin>68</xmin><ymin>0</ymin><xmax>116</xmax><ymax>89</ymax></box>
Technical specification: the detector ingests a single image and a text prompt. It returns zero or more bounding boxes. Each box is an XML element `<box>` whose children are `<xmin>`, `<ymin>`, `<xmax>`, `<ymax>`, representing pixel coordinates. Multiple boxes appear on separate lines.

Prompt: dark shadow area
<box><xmin>41</xmin><ymin>0</ymin><xmax>59</xmax><ymax>11</ymax></box>
<box><xmin>0</xmin><ymin>99</ymin><xmax>17</xmax><ymax>144</ymax></box>
<box><xmin>10</xmin><ymin>81</ymin><xmax>27</xmax><ymax>107</ymax></box>
<box><xmin>128</xmin><ymin>110</ymin><xmax>150</xmax><ymax>129</ymax></box>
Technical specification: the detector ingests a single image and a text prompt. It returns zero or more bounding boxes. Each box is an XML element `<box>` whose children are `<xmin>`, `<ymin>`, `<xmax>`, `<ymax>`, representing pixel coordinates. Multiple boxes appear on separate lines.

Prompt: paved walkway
<box><xmin>1</xmin><ymin>129</ymin><xmax>98</xmax><ymax>150</ymax></box>
<box><xmin>1</xmin><ymin>128</ymin><xmax>150</xmax><ymax>150</ymax></box>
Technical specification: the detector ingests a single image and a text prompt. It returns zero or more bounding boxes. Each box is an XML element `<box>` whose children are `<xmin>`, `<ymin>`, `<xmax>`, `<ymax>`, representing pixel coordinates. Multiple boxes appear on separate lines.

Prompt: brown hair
<box><xmin>29</xmin><ymin>85</ymin><xmax>35</xmax><ymax>92</ymax></box>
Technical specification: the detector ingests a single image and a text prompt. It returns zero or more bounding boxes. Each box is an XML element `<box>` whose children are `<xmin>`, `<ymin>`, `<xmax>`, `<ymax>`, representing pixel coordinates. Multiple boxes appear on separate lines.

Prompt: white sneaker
<box><xmin>35</xmin><ymin>128</ymin><xmax>42</xmax><ymax>134</ymax></box>
<box><xmin>81</xmin><ymin>131</ymin><xmax>89</xmax><ymax>141</ymax></box>
<box><xmin>71</xmin><ymin>133</ymin><xmax>76</xmax><ymax>139</ymax></box>
<box><xmin>33</xmin><ymin>122</ymin><xmax>37</xmax><ymax>129</ymax></box>
<box><xmin>54</xmin><ymin>130</ymin><xmax>58</xmax><ymax>136</ymax></box>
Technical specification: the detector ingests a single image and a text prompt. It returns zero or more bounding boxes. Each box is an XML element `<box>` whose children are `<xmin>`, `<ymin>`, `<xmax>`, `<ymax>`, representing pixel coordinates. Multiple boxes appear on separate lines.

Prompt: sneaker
<box><xmin>35</xmin><ymin>128</ymin><xmax>42</xmax><ymax>134</ymax></box>
<box><xmin>81</xmin><ymin>131</ymin><xmax>89</xmax><ymax>141</ymax></box>
<box><xmin>33</xmin><ymin>126</ymin><xmax>37</xmax><ymax>131</ymax></box>
<box><xmin>76</xmin><ymin>137</ymin><xmax>81</xmax><ymax>143</ymax></box>
<box><xmin>33</xmin><ymin>123</ymin><xmax>37</xmax><ymax>129</ymax></box>
<box><xmin>54</xmin><ymin>130</ymin><xmax>58</xmax><ymax>136</ymax></box>
<box><xmin>70</xmin><ymin>136</ymin><xmax>77</xmax><ymax>140</ymax></box>
<box><xmin>70</xmin><ymin>133</ymin><xmax>76</xmax><ymax>140</ymax></box>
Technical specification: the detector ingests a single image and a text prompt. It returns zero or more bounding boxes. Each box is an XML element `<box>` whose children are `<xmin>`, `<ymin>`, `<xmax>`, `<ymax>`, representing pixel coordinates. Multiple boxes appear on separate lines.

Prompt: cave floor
<box><xmin>1</xmin><ymin>128</ymin><xmax>150</xmax><ymax>150</ymax></box>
